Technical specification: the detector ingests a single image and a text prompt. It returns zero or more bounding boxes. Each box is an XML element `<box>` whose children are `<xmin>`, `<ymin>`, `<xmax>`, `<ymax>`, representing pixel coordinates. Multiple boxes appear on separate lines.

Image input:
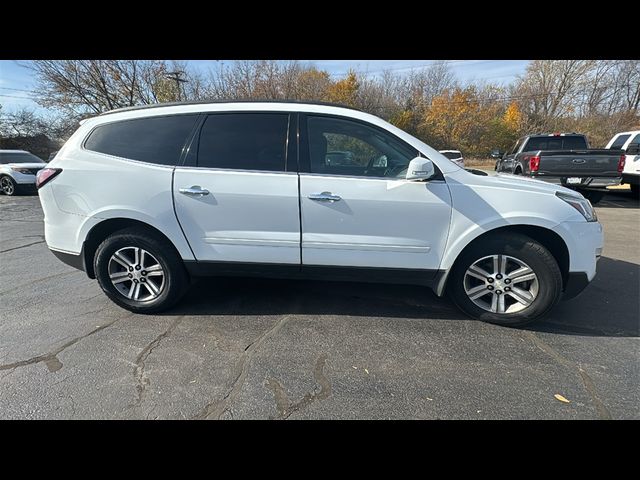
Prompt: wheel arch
<box><xmin>434</xmin><ymin>224</ymin><xmax>570</xmax><ymax>296</ymax></box>
<box><xmin>82</xmin><ymin>218</ymin><xmax>189</xmax><ymax>279</ymax></box>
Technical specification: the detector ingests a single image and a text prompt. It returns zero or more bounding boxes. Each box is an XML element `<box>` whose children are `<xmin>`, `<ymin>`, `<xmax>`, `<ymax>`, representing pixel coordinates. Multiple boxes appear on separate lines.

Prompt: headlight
<box><xmin>11</xmin><ymin>167</ymin><xmax>32</xmax><ymax>174</ymax></box>
<box><xmin>556</xmin><ymin>191</ymin><xmax>597</xmax><ymax>222</ymax></box>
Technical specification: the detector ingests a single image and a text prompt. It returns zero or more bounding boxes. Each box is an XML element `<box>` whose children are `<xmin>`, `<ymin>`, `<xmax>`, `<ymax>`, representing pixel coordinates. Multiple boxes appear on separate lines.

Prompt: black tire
<box><xmin>514</xmin><ymin>167</ymin><xmax>522</xmax><ymax>175</ymax></box>
<box><xmin>0</xmin><ymin>176</ymin><xmax>18</xmax><ymax>196</ymax></box>
<box><xmin>448</xmin><ymin>233</ymin><xmax>562</xmax><ymax>327</ymax></box>
<box><xmin>578</xmin><ymin>189</ymin><xmax>605</xmax><ymax>205</ymax></box>
<box><xmin>94</xmin><ymin>227</ymin><xmax>189</xmax><ymax>313</ymax></box>
<box><xmin>630</xmin><ymin>184</ymin><xmax>639</xmax><ymax>197</ymax></box>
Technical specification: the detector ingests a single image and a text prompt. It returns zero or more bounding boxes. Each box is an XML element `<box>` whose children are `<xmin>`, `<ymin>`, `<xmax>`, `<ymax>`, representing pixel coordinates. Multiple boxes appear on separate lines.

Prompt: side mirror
<box><xmin>406</xmin><ymin>157</ymin><xmax>435</xmax><ymax>181</ymax></box>
<box><xmin>626</xmin><ymin>144</ymin><xmax>640</xmax><ymax>155</ymax></box>
<box><xmin>490</xmin><ymin>149</ymin><xmax>503</xmax><ymax>159</ymax></box>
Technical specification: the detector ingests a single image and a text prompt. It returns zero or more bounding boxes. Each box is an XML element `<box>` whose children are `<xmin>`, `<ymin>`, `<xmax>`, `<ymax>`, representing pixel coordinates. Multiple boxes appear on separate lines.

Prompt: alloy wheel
<box><xmin>1</xmin><ymin>177</ymin><xmax>15</xmax><ymax>195</ymax></box>
<box><xmin>108</xmin><ymin>246</ymin><xmax>165</xmax><ymax>302</ymax></box>
<box><xmin>463</xmin><ymin>254</ymin><xmax>539</xmax><ymax>314</ymax></box>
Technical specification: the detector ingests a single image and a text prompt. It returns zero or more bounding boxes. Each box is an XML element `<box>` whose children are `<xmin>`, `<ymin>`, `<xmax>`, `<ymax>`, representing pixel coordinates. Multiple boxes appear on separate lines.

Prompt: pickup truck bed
<box><xmin>529</xmin><ymin>149</ymin><xmax>622</xmax><ymax>188</ymax></box>
<box><xmin>495</xmin><ymin>134</ymin><xmax>624</xmax><ymax>203</ymax></box>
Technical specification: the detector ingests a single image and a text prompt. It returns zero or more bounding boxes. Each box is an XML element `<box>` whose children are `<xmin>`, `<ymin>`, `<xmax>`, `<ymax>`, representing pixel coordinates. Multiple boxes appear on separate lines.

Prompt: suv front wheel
<box><xmin>448</xmin><ymin>233</ymin><xmax>563</xmax><ymax>326</ymax></box>
<box><xmin>94</xmin><ymin>227</ymin><xmax>189</xmax><ymax>313</ymax></box>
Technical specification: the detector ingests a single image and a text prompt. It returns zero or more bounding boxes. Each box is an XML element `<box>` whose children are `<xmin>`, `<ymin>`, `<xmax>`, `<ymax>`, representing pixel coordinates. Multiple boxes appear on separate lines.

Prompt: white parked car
<box><xmin>605</xmin><ymin>130</ymin><xmax>640</xmax><ymax>195</ymax></box>
<box><xmin>37</xmin><ymin>101</ymin><xmax>603</xmax><ymax>326</ymax></box>
<box><xmin>438</xmin><ymin>149</ymin><xmax>464</xmax><ymax>168</ymax></box>
<box><xmin>0</xmin><ymin>150</ymin><xmax>46</xmax><ymax>196</ymax></box>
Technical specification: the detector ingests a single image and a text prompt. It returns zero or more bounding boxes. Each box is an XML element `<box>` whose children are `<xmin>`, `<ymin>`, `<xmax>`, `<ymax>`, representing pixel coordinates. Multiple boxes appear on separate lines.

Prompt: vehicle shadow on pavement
<box><xmin>597</xmin><ymin>191</ymin><xmax>639</xmax><ymax>209</ymax></box>
<box><xmin>532</xmin><ymin>256</ymin><xmax>639</xmax><ymax>337</ymax></box>
<box><xmin>165</xmin><ymin>256</ymin><xmax>639</xmax><ymax>338</ymax></box>
<box><xmin>168</xmin><ymin>276</ymin><xmax>462</xmax><ymax>321</ymax></box>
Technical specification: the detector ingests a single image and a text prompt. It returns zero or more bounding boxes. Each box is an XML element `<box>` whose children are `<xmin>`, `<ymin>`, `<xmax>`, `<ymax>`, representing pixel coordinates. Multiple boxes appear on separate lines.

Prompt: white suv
<box><xmin>37</xmin><ymin>101</ymin><xmax>603</xmax><ymax>326</ymax></box>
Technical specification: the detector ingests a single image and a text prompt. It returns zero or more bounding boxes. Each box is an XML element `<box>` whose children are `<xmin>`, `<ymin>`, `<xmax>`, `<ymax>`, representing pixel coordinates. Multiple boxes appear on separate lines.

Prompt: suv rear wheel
<box><xmin>94</xmin><ymin>227</ymin><xmax>189</xmax><ymax>313</ymax></box>
<box><xmin>448</xmin><ymin>233</ymin><xmax>562</xmax><ymax>326</ymax></box>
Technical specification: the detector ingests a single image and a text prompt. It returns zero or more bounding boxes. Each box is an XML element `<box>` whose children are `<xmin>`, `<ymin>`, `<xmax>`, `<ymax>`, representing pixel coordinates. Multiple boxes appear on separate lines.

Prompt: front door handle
<box><xmin>309</xmin><ymin>192</ymin><xmax>341</xmax><ymax>202</ymax></box>
<box><xmin>179</xmin><ymin>185</ymin><xmax>210</xmax><ymax>197</ymax></box>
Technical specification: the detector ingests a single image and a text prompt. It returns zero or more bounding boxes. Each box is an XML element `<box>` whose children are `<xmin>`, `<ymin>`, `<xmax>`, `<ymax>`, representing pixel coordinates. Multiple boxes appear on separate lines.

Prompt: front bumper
<box><xmin>553</xmin><ymin>220</ymin><xmax>603</xmax><ymax>300</ymax></box>
<box><xmin>11</xmin><ymin>172</ymin><xmax>37</xmax><ymax>185</ymax></box>
<box><xmin>531</xmin><ymin>175</ymin><xmax>621</xmax><ymax>189</ymax></box>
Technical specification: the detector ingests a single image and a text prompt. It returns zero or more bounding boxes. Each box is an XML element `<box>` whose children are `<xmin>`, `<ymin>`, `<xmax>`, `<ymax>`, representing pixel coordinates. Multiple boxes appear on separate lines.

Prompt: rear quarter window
<box><xmin>84</xmin><ymin>114</ymin><xmax>198</xmax><ymax>166</ymax></box>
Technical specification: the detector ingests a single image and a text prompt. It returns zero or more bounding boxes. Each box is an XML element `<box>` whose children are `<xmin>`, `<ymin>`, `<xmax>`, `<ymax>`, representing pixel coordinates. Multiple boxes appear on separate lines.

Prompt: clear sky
<box><xmin>0</xmin><ymin>60</ymin><xmax>530</xmax><ymax>114</ymax></box>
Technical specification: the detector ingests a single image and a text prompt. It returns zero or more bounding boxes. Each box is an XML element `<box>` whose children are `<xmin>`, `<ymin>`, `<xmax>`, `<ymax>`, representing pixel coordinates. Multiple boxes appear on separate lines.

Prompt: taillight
<box><xmin>35</xmin><ymin>168</ymin><xmax>62</xmax><ymax>189</ymax></box>
<box><xmin>618</xmin><ymin>155</ymin><xmax>625</xmax><ymax>173</ymax></box>
<box><xmin>529</xmin><ymin>155</ymin><xmax>540</xmax><ymax>172</ymax></box>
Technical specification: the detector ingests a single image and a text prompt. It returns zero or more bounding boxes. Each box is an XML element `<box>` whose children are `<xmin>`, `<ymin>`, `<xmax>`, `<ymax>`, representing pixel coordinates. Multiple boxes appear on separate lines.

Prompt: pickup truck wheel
<box><xmin>448</xmin><ymin>233</ymin><xmax>562</xmax><ymax>327</ymax></box>
<box><xmin>94</xmin><ymin>227</ymin><xmax>189</xmax><ymax>314</ymax></box>
<box><xmin>579</xmin><ymin>190</ymin><xmax>605</xmax><ymax>205</ymax></box>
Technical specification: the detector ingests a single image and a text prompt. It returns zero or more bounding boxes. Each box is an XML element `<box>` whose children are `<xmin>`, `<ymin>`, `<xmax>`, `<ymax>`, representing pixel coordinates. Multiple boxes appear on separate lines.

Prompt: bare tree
<box><xmin>29</xmin><ymin>60</ymin><xmax>206</xmax><ymax>117</ymax></box>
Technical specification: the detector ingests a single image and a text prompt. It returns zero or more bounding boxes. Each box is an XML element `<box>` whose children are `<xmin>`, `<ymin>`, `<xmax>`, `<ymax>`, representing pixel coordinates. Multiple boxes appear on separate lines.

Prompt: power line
<box><xmin>0</xmin><ymin>93</ymin><xmax>34</xmax><ymax>99</ymax></box>
<box><xmin>0</xmin><ymin>86</ymin><xmax>34</xmax><ymax>93</ymax></box>
<box><xmin>327</xmin><ymin>60</ymin><xmax>502</xmax><ymax>77</ymax></box>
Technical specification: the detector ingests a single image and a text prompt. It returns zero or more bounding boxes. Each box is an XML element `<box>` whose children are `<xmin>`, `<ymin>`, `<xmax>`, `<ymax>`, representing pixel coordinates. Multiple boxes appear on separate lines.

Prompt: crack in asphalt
<box><xmin>192</xmin><ymin>313</ymin><xmax>294</xmax><ymax>420</ymax></box>
<box><xmin>0</xmin><ymin>311</ymin><xmax>129</xmax><ymax>374</ymax></box>
<box><xmin>524</xmin><ymin>331</ymin><xmax>612</xmax><ymax>420</ymax></box>
<box><xmin>133</xmin><ymin>316</ymin><xmax>185</xmax><ymax>406</ymax></box>
<box><xmin>0</xmin><ymin>240</ymin><xmax>46</xmax><ymax>254</ymax></box>
<box><xmin>0</xmin><ymin>270</ymin><xmax>78</xmax><ymax>297</ymax></box>
<box><xmin>265</xmin><ymin>354</ymin><xmax>332</xmax><ymax>419</ymax></box>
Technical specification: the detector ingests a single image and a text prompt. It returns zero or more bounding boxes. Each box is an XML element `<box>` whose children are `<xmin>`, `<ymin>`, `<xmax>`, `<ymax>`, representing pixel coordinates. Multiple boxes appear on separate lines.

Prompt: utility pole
<box><xmin>165</xmin><ymin>70</ymin><xmax>188</xmax><ymax>101</ymax></box>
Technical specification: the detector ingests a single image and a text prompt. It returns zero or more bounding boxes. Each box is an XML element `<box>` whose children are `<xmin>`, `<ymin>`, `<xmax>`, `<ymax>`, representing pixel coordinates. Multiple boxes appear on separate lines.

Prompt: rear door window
<box><xmin>197</xmin><ymin>113</ymin><xmax>289</xmax><ymax>172</ymax></box>
<box><xmin>84</xmin><ymin>114</ymin><xmax>198</xmax><ymax>165</ymax></box>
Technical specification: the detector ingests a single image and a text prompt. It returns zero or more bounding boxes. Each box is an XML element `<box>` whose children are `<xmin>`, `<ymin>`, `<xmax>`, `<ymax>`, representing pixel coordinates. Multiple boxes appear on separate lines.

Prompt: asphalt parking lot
<box><xmin>0</xmin><ymin>191</ymin><xmax>638</xmax><ymax>419</ymax></box>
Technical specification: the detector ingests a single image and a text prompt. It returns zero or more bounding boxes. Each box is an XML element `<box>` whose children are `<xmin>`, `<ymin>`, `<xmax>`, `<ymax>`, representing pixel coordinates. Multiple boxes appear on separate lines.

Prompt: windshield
<box><xmin>0</xmin><ymin>152</ymin><xmax>45</xmax><ymax>164</ymax></box>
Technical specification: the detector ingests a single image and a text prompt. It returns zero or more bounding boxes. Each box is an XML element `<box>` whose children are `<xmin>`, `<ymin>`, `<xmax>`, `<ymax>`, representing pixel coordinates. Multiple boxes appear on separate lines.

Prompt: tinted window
<box><xmin>442</xmin><ymin>151</ymin><xmax>462</xmax><ymax>160</ymax></box>
<box><xmin>197</xmin><ymin>113</ymin><xmax>289</xmax><ymax>171</ymax></box>
<box><xmin>307</xmin><ymin>116</ymin><xmax>415</xmax><ymax>177</ymax></box>
<box><xmin>84</xmin><ymin>115</ymin><xmax>198</xmax><ymax>165</ymax></box>
<box><xmin>524</xmin><ymin>136</ymin><xmax>587</xmax><ymax>151</ymax></box>
<box><xmin>0</xmin><ymin>152</ymin><xmax>45</xmax><ymax>164</ymax></box>
<box><xmin>630</xmin><ymin>134</ymin><xmax>640</xmax><ymax>145</ymax></box>
<box><xmin>609</xmin><ymin>134</ymin><xmax>630</xmax><ymax>150</ymax></box>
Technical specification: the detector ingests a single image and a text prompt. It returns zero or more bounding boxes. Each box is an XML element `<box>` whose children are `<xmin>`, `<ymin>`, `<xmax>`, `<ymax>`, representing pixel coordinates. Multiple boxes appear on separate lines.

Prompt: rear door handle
<box><xmin>309</xmin><ymin>192</ymin><xmax>341</xmax><ymax>202</ymax></box>
<box><xmin>179</xmin><ymin>185</ymin><xmax>210</xmax><ymax>197</ymax></box>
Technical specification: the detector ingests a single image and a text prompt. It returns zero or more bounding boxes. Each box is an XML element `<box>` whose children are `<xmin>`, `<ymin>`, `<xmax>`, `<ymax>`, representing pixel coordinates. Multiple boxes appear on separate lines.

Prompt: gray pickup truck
<box><xmin>493</xmin><ymin>133</ymin><xmax>624</xmax><ymax>204</ymax></box>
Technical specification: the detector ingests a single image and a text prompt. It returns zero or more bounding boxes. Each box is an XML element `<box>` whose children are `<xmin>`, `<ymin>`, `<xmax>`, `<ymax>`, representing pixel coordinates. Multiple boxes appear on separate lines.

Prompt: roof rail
<box><xmin>99</xmin><ymin>99</ymin><xmax>362</xmax><ymax>116</ymax></box>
